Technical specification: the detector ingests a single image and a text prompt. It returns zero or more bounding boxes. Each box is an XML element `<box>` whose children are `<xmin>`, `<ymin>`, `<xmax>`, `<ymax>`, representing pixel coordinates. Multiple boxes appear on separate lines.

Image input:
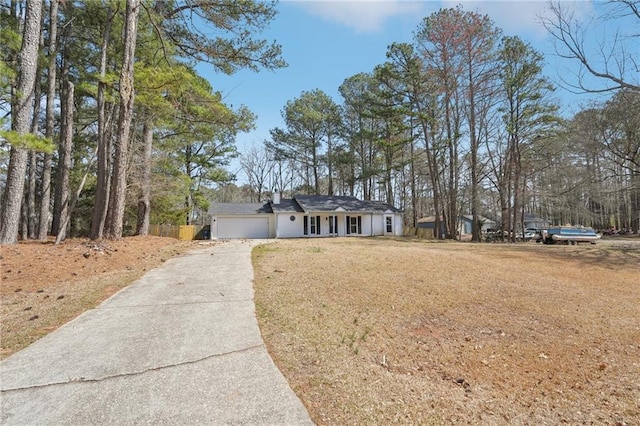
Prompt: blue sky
<box><xmin>204</xmin><ymin>0</ymin><xmax>604</xmax><ymax>182</ymax></box>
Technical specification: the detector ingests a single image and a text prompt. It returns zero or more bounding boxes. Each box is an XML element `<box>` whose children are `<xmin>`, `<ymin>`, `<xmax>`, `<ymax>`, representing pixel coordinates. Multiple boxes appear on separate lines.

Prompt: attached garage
<box><xmin>215</xmin><ymin>216</ymin><xmax>270</xmax><ymax>239</ymax></box>
<box><xmin>209</xmin><ymin>203</ymin><xmax>275</xmax><ymax>239</ymax></box>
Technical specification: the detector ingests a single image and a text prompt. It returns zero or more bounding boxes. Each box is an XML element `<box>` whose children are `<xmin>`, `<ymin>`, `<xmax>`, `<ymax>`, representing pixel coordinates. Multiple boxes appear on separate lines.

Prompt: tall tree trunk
<box><xmin>184</xmin><ymin>145</ymin><xmax>193</xmax><ymax>225</ymax></box>
<box><xmin>90</xmin><ymin>5</ymin><xmax>114</xmax><ymax>240</ymax></box>
<box><xmin>445</xmin><ymin>99</ymin><xmax>459</xmax><ymax>240</ymax></box>
<box><xmin>409</xmin><ymin>131</ymin><xmax>417</xmax><ymax>228</ymax></box>
<box><xmin>385</xmin><ymin>141</ymin><xmax>393</xmax><ymax>204</ymax></box>
<box><xmin>0</xmin><ymin>0</ymin><xmax>43</xmax><ymax>244</ymax></box>
<box><xmin>104</xmin><ymin>0</ymin><xmax>141</xmax><ymax>239</ymax></box>
<box><xmin>51</xmin><ymin>44</ymin><xmax>73</xmax><ymax>236</ymax></box>
<box><xmin>511</xmin><ymin>139</ymin><xmax>522</xmax><ymax>243</ymax></box>
<box><xmin>37</xmin><ymin>150</ymin><xmax>53</xmax><ymax>239</ymax></box>
<box><xmin>55</xmin><ymin>144</ymin><xmax>96</xmax><ymax>245</ymax></box>
<box><xmin>37</xmin><ymin>0</ymin><xmax>59</xmax><ymax>241</ymax></box>
<box><xmin>360</xmin><ymin>150</ymin><xmax>368</xmax><ymax>200</ymax></box>
<box><xmin>53</xmin><ymin>81</ymin><xmax>74</xmax><ymax>241</ymax></box>
<box><xmin>631</xmin><ymin>170</ymin><xmax>640</xmax><ymax>233</ymax></box>
<box><xmin>312</xmin><ymin>142</ymin><xmax>320</xmax><ymax>195</ymax></box>
<box><xmin>136</xmin><ymin>121</ymin><xmax>153</xmax><ymax>235</ymax></box>
<box><xmin>26</xmin><ymin>18</ymin><xmax>45</xmax><ymax>240</ymax></box>
<box><xmin>468</xmin><ymin>79</ymin><xmax>481</xmax><ymax>243</ymax></box>
<box><xmin>420</xmin><ymin>113</ymin><xmax>442</xmax><ymax>239</ymax></box>
<box><xmin>27</xmin><ymin>96</ymin><xmax>42</xmax><ymax>239</ymax></box>
<box><xmin>327</xmin><ymin>133</ymin><xmax>334</xmax><ymax>196</ymax></box>
<box><xmin>27</xmin><ymin>151</ymin><xmax>38</xmax><ymax>238</ymax></box>
<box><xmin>498</xmin><ymin>162</ymin><xmax>511</xmax><ymax>241</ymax></box>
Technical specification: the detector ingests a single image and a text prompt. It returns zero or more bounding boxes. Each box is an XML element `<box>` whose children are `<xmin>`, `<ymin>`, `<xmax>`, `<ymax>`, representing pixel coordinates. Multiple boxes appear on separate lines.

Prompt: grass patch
<box><xmin>253</xmin><ymin>237</ymin><xmax>640</xmax><ymax>425</ymax></box>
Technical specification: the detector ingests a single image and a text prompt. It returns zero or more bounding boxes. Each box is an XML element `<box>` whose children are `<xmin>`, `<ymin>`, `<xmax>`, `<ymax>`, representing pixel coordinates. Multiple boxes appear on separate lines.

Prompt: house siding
<box><xmin>371</xmin><ymin>214</ymin><xmax>384</xmax><ymax>236</ymax></box>
<box><xmin>275</xmin><ymin>213</ymin><xmax>404</xmax><ymax>238</ymax></box>
<box><xmin>361</xmin><ymin>214</ymin><xmax>373</xmax><ymax>236</ymax></box>
<box><xmin>275</xmin><ymin>213</ymin><xmax>305</xmax><ymax>238</ymax></box>
<box><xmin>394</xmin><ymin>214</ymin><xmax>404</xmax><ymax>235</ymax></box>
<box><xmin>209</xmin><ymin>195</ymin><xmax>404</xmax><ymax>239</ymax></box>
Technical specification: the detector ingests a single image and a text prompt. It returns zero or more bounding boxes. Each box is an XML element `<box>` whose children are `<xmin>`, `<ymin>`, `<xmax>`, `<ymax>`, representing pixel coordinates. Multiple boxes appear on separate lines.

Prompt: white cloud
<box><xmin>442</xmin><ymin>1</ymin><xmax>596</xmax><ymax>39</ymax></box>
<box><xmin>288</xmin><ymin>1</ymin><xmax>596</xmax><ymax>38</ymax></box>
<box><xmin>290</xmin><ymin>0</ymin><xmax>427</xmax><ymax>34</ymax></box>
<box><xmin>440</xmin><ymin>0</ymin><xmax>545</xmax><ymax>38</ymax></box>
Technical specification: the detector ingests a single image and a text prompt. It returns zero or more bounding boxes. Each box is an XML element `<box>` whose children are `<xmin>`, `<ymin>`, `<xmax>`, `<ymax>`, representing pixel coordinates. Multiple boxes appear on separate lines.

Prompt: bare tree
<box><xmin>459</xmin><ymin>13</ymin><xmax>501</xmax><ymax>242</ymax></box>
<box><xmin>415</xmin><ymin>6</ymin><xmax>478</xmax><ymax>239</ymax></box>
<box><xmin>543</xmin><ymin>0</ymin><xmax>640</xmax><ymax>93</ymax></box>
<box><xmin>241</xmin><ymin>145</ymin><xmax>272</xmax><ymax>202</ymax></box>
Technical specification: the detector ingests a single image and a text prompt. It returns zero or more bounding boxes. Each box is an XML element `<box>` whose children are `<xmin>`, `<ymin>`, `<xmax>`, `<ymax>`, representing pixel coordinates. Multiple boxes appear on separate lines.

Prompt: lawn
<box><xmin>253</xmin><ymin>237</ymin><xmax>640</xmax><ymax>425</ymax></box>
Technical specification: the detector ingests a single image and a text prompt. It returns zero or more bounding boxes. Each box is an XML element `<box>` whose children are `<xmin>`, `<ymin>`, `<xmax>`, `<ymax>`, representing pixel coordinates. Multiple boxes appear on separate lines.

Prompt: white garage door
<box><xmin>217</xmin><ymin>217</ymin><xmax>269</xmax><ymax>239</ymax></box>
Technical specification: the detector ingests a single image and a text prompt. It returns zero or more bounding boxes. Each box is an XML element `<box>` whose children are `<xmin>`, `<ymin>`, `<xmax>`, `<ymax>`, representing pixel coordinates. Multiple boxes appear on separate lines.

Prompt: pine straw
<box><xmin>253</xmin><ymin>237</ymin><xmax>640</xmax><ymax>425</ymax></box>
<box><xmin>1</xmin><ymin>236</ymin><xmax>195</xmax><ymax>359</ymax></box>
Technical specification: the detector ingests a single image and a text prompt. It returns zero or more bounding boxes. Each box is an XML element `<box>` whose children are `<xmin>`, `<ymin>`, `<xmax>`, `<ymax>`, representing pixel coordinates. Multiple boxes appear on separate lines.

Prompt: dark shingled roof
<box><xmin>293</xmin><ymin>195</ymin><xmax>402</xmax><ymax>213</ymax></box>
<box><xmin>269</xmin><ymin>198</ymin><xmax>304</xmax><ymax>213</ymax></box>
<box><xmin>208</xmin><ymin>203</ymin><xmax>272</xmax><ymax>215</ymax></box>
<box><xmin>359</xmin><ymin>199</ymin><xmax>403</xmax><ymax>213</ymax></box>
<box><xmin>209</xmin><ymin>195</ymin><xmax>402</xmax><ymax>216</ymax></box>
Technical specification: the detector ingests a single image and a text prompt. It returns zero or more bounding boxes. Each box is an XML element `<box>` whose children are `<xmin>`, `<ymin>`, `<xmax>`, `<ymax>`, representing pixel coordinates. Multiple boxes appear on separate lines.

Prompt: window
<box><xmin>306</xmin><ymin>215</ymin><xmax>321</xmax><ymax>235</ymax></box>
<box><xmin>386</xmin><ymin>216</ymin><xmax>393</xmax><ymax>233</ymax></box>
<box><xmin>346</xmin><ymin>216</ymin><xmax>362</xmax><ymax>234</ymax></box>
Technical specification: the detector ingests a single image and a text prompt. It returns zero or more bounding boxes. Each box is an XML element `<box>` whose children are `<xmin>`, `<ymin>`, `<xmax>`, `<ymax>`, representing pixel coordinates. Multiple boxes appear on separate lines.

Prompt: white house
<box><xmin>208</xmin><ymin>193</ymin><xmax>404</xmax><ymax>239</ymax></box>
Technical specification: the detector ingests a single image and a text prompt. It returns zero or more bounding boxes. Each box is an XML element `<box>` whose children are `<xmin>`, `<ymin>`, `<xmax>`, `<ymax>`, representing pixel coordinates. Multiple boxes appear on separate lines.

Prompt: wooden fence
<box><xmin>403</xmin><ymin>226</ymin><xmax>435</xmax><ymax>239</ymax></box>
<box><xmin>149</xmin><ymin>224</ymin><xmax>199</xmax><ymax>240</ymax></box>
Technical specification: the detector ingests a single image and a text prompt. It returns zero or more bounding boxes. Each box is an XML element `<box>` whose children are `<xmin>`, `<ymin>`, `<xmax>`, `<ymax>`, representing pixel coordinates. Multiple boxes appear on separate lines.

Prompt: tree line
<box><xmin>1</xmin><ymin>1</ymin><xmax>638</xmax><ymax>244</ymax></box>
<box><xmin>1</xmin><ymin>0</ymin><xmax>285</xmax><ymax>244</ymax></box>
<box><xmin>238</xmin><ymin>2</ymin><xmax>639</xmax><ymax>240</ymax></box>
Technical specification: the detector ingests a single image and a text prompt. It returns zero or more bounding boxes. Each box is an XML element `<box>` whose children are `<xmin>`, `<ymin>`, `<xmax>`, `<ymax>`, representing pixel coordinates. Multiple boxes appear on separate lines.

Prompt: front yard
<box><xmin>253</xmin><ymin>237</ymin><xmax>640</xmax><ymax>425</ymax></box>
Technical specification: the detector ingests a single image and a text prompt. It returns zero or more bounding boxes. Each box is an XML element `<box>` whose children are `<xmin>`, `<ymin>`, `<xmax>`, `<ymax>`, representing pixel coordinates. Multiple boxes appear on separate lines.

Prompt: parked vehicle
<box><xmin>524</xmin><ymin>228</ymin><xmax>540</xmax><ymax>241</ymax></box>
<box><xmin>484</xmin><ymin>229</ymin><xmax>511</xmax><ymax>242</ymax></box>
<box><xmin>539</xmin><ymin>226</ymin><xmax>601</xmax><ymax>245</ymax></box>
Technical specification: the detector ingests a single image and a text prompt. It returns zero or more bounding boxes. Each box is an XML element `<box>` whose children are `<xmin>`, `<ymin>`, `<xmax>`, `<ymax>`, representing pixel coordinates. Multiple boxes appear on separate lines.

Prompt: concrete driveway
<box><xmin>0</xmin><ymin>239</ymin><xmax>313</xmax><ymax>425</ymax></box>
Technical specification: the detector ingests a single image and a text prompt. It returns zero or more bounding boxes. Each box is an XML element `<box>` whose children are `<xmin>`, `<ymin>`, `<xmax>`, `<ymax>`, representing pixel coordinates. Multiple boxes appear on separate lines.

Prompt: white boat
<box><xmin>540</xmin><ymin>227</ymin><xmax>601</xmax><ymax>245</ymax></box>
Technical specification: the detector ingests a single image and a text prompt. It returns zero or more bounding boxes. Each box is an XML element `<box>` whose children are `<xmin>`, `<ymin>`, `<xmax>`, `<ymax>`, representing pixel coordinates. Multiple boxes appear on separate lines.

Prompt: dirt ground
<box><xmin>0</xmin><ymin>236</ymin><xmax>194</xmax><ymax>359</ymax></box>
<box><xmin>253</xmin><ymin>237</ymin><xmax>640</xmax><ymax>425</ymax></box>
<box><xmin>2</xmin><ymin>235</ymin><xmax>639</xmax><ymax>425</ymax></box>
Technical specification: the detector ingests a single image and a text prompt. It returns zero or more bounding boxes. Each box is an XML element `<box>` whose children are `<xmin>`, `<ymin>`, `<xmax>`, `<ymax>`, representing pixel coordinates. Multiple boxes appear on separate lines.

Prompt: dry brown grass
<box><xmin>253</xmin><ymin>237</ymin><xmax>640</xmax><ymax>425</ymax></box>
<box><xmin>0</xmin><ymin>236</ymin><xmax>194</xmax><ymax>359</ymax></box>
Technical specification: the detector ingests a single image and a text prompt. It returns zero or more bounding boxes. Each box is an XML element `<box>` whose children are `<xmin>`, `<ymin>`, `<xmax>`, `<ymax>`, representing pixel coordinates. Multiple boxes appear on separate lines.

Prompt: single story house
<box><xmin>208</xmin><ymin>193</ymin><xmax>404</xmax><ymax>239</ymax></box>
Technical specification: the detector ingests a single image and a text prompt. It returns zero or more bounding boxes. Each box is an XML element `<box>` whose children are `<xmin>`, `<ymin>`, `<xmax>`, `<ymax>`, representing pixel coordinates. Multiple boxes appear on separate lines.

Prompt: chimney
<box><xmin>273</xmin><ymin>190</ymin><xmax>281</xmax><ymax>205</ymax></box>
